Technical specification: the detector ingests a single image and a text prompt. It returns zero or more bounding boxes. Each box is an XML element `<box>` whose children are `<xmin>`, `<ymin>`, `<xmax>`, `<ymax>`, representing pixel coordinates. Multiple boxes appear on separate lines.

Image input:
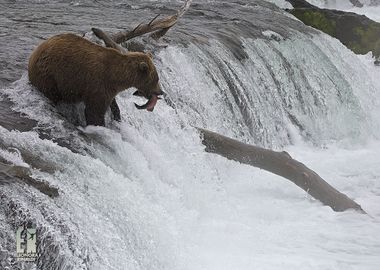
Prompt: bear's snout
<box><xmin>153</xmin><ymin>85</ymin><xmax>165</xmax><ymax>96</ymax></box>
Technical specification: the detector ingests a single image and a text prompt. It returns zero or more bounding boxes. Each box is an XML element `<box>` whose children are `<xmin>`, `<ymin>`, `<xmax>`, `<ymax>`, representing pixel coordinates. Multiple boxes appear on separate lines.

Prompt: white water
<box><xmin>264</xmin><ymin>0</ymin><xmax>293</xmax><ymax>9</ymax></box>
<box><xmin>1</xmin><ymin>21</ymin><xmax>380</xmax><ymax>270</ymax></box>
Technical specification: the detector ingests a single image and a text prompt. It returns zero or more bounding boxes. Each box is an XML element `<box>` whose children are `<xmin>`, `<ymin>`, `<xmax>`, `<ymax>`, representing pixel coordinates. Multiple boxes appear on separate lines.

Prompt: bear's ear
<box><xmin>147</xmin><ymin>52</ymin><xmax>153</xmax><ymax>59</ymax></box>
<box><xmin>139</xmin><ymin>62</ymin><xmax>149</xmax><ymax>73</ymax></box>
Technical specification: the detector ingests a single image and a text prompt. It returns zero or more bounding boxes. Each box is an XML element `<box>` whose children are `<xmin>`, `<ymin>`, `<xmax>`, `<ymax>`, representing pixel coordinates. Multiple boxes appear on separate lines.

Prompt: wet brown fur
<box><xmin>28</xmin><ymin>33</ymin><xmax>160</xmax><ymax>126</ymax></box>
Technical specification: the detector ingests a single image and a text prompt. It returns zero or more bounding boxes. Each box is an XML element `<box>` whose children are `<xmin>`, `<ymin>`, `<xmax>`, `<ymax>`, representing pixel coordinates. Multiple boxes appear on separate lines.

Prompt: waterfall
<box><xmin>1</xmin><ymin>1</ymin><xmax>380</xmax><ymax>269</ymax></box>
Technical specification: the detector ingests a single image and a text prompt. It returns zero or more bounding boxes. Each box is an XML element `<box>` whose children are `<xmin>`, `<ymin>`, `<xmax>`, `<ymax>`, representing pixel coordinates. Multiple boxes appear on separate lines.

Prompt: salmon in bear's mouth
<box><xmin>134</xmin><ymin>94</ymin><xmax>161</xmax><ymax>112</ymax></box>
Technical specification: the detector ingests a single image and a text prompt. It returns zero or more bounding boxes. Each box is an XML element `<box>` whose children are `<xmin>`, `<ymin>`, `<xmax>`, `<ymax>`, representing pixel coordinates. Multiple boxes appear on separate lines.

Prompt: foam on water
<box><xmin>1</xmin><ymin>78</ymin><xmax>380</xmax><ymax>269</ymax></box>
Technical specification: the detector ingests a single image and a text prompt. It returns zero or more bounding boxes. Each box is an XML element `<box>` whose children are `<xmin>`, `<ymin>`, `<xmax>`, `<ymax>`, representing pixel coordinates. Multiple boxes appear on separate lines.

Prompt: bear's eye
<box><xmin>139</xmin><ymin>62</ymin><xmax>149</xmax><ymax>73</ymax></box>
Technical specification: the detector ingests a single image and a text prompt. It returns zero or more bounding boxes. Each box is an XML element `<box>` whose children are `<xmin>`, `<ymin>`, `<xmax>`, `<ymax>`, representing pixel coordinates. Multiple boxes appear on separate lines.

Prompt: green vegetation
<box><xmin>352</xmin><ymin>23</ymin><xmax>380</xmax><ymax>57</ymax></box>
<box><xmin>290</xmin><ymin>10</ymin><xmax>336</xmax><ymax>36</ymax></box>
<box><xmin>289</xmin><ymin>8</ymin><xmax>380</xmax><ymax>58</ymax></box>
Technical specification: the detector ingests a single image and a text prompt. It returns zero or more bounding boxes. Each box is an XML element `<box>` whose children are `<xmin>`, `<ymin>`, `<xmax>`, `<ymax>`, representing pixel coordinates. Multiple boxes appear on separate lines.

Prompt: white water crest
<box><xmin>264</xmin><ymin>0</ymin><xmax>293</xmax><ymax>9</ymax></box>
<box><xmin>159</xmin><ymin>33</ymin><xmax>379</xmax><ymax>147</ymax></box>
<box><xmin>1</xmin><ymin>1</ymin><xmax>380</xmax><ymax>269</ymax></box>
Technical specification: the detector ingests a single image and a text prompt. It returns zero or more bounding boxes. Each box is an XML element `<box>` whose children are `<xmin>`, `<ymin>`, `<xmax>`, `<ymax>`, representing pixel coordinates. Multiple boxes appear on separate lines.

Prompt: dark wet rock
<box><xmin>0</xmin><ymin>161</ymin><xmax>59</xmax><ymax>198</ymax></box>
<box><xmin>286</xmin><ymin>0</ymin><xmax>315</xmax><ymax>8</ymax></box>
<box><xmin>350</xmin><ymin>0</ymin><xmax>364</xmax><ymax>8</ymax></box>
<box><xmin>285</xmin><ymin>0</ymin><xmax>380</xmax><ymax>62</ymax></box>
<box><xmin>0</xmin><ymin>97</ymin><xmax>37</xmax><ymax>132</ymax></box>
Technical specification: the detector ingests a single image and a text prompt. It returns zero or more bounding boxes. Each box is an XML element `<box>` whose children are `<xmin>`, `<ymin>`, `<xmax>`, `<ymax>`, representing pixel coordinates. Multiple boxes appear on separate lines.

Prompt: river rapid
<box><xmin>0</xmin><ymin>0</ymin><xmax>380</xmax><ymax>269</ymax></box>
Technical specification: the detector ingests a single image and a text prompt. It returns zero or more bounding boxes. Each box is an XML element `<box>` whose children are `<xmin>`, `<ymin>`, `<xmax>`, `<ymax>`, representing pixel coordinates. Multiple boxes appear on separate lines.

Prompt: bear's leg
<box><xmin>33</xmin><ymin>75</ymin><xmax>61</xmax><ymax>104</ymax></box>
<box><xmin>110</xmin><ymin>98</ymin><xmax>121</xmax><ymax>122</ymax></box>
<box><xmin>85</xmin><ymin>101</ymin><xmax>107</xmax><ymax>126</ymax></box>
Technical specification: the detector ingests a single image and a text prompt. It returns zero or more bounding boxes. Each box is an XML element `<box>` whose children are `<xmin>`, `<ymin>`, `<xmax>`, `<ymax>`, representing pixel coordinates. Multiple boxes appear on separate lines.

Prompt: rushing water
<box><xmin>1</xmin><ymin>0</ymin><xmax>380</xmax><ymax>269</ymax></box>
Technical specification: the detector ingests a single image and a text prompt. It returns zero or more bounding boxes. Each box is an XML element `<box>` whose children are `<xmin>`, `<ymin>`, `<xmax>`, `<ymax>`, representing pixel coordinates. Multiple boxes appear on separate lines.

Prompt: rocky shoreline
<box><xmin>285</xmin><ymin>0</ymin><xmax>380</xmax><ymax>65</ymax></box>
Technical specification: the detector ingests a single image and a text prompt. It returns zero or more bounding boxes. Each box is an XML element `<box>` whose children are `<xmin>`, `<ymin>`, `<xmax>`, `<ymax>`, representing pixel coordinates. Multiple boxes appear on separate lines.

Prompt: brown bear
<box><xmin>28</xmin><ymin>33</ymin><xmax>163</xmax><ymax>126</ymax></box>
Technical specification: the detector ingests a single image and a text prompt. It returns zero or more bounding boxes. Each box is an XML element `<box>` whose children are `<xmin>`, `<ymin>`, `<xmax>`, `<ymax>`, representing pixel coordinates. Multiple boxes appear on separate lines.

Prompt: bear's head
<box><xmin>134</xmin><ymin>54</ymin><xmax>163</xmax><ymax>96</ymax></box>
<box><xmin>123</xmin><ymin>52</ymin><xmax>163</xmax><ymax>111</ymax></box>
